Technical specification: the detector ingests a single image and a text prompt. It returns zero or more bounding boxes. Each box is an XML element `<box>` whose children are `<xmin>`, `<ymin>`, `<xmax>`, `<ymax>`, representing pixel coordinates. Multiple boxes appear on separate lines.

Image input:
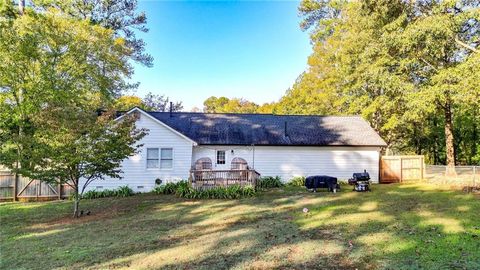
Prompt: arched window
<box><xmin>231</xmin><ymin>157</ymin><xmax>248</xmax><ymax>170</ymax></box>
<box><xmin>195</xmin><ymin>157</ymin><xmax>212</xmax><ymax>170</ymax></box>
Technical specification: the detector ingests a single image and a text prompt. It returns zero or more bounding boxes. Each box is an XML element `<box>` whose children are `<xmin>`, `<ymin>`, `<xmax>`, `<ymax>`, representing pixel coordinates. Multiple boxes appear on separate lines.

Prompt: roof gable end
<box><xmin>115</xmin><ymin>107</ymin><xmax>197</xmax><ymax>145</ymax></box>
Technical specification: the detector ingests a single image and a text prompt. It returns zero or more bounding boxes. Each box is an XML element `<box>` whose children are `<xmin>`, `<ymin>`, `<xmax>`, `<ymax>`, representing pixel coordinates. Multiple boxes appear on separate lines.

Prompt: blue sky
<box><xmin>130</xmin><ymin>0</ymin><xmax>312</xmax><ymax>110</ymax></box>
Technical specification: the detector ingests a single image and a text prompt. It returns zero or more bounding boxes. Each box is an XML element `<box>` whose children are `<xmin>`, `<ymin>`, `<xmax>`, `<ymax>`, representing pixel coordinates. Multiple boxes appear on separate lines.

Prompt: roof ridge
<box><xmin>148</xmin><ymin>111</ymin><xmax>362</xmax><ymax>118</ymax></box>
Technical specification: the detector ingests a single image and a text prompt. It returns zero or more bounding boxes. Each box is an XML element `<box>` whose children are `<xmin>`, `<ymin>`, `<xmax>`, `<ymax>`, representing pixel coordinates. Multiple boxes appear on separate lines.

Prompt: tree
<box><xmin>203</xmin><ymin>96</ymin><xmax>230</xmax><ymax>113</ymax></box>
<box><xmin>114</xmin><ymin>95</ymin><xmax>143</xmax><ymax>111</ymax></box>
<box><xmin>0</xmin><ymin>5</ymin><xmax>145</xmax><ymax>214</ymax></box>
<box><xmin>114</xmin><ymin>92</ymin><xmax>184</xmax><ymax>112</ymax></box>
<box><xmin>256</xmin><ymin>102</ymin><xmax>276</xmax><ymax>114</ymax></box>
<box><xmin>273</xmin><ymin>71</ymin><xmax>342</xmax><ymax>116</ymax></box>
<box><xmin>203</xmin><ymin>96</ymin><xmax>259</xmax><ymax>113</ymax></box>
<box><xmin>290</xmin><ymin>0</ymin><xmax>414</xmax><ymax>148</ymax></box>
<box><xmin>143</xmin><ymin>92</ymin><xmax>183</xmax><ymax>112</ymax></box>
<box><xmin>290</xmin><ymin>0</ymin><xmax>479</xmax><ymax>167</ymax></box>
<box><xmin>30</xmin><ymin>108</ymin><xmax>145</xmax><ymax>217</ymax></box>
<box><xmin>33</xmin><ymin>0</ymin><xmax>153</xmax><ymax>66</ymax></box>
<box><xmin>386</xmin><ymin>1</ymin><xmax>478</xmax><ymax>171</ymax></box>
<box><xmin>1</xmin><ymin>6</ymin><xmax>131</xmax><ymax>169</ymax></box>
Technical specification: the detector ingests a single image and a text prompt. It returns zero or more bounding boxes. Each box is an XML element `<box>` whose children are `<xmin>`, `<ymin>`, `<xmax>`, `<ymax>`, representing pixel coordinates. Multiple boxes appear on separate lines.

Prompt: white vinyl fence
<box><xmin>425</xmin><ymin>165</ymin><xmax>479</xmax><ymax>187</ymax></box>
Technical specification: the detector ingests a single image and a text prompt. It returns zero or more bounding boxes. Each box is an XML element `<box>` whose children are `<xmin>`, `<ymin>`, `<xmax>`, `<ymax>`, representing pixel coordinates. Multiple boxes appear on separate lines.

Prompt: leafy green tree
<box><xmin>114</xmin><ymin>92</ymin><xmax>183</xmax><ymax>112</ymax></box>
<box><xmin>143</xmin><ymin>92</ymin><xmax>183</xmax><ymax>112</ymax></box>
<box><xmin>396</xmin><ymin>1</ymin><xmax>480</xmax><ymax>170</ymax></box>
<box><xmin>33</xmin><ymin>0</ymin><xmax>152</xmax><ymax>66</ymax></box>
<box><xmin>0</xmin><ymin>4</ymin><xmax>146</xmax><ymax>215</ymax></box>
<box><xmin>203</xmin><ymin>96</ymin><xmax>259</xmax><ymax>113</ymax></box>
<box><xmin>1</xmin><ymin>7</ymin><xmax>132</xmax><ymax>170</ymax></box>
<box><xmin>30</xmin><ymin>108</ymin><xmax>145</xmax><ymax>217</ymax></box>
<box><xmin>290</xmin><ymin>0</ymin><xmax>479</xmax><ymax>168</ymax></box>
<box><xmin>203</xmin><ymin>96</ymin><xmax>230</xmax><ymax>113</ymax></box>
<box><xmin>114</xmin><ymin>95</ymin><xmax>144</xmax><ymax>111</ymax></box>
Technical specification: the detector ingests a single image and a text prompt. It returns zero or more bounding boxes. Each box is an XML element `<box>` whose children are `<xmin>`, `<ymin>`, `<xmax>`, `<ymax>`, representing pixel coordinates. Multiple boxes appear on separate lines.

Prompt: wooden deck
<box><xmin>189</xmin><ymin>169</ymin><xmax>260</xmax><ymax>189</ymax></box>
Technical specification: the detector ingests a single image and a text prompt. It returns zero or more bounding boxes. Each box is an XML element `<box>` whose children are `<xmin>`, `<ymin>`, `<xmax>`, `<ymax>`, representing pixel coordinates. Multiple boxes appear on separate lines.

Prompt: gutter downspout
<box><xmin>251</xmin><ymin>144</ymin><xmax>255</xmax><ymax>170</ymax></box>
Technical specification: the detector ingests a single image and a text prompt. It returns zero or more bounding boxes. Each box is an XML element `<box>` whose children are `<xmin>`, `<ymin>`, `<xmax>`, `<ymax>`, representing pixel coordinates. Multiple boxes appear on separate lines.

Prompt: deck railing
<box><xmin>189</xmin><ymin>169</ymin><xmax>260</xmax><ymax>190</ymax></box>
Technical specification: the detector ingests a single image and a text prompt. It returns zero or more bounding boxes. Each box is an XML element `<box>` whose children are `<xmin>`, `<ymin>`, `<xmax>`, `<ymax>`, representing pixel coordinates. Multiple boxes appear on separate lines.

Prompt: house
<box><xmin>81</xmin><ymin>107</ymin><xmax>387</xmax><ymax>192</ymax></box>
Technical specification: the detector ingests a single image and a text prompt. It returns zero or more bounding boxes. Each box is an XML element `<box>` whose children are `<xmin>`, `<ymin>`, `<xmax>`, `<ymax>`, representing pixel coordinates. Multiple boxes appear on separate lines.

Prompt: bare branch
<box><xmin>420</xmin><ymin>58</ymin><xmax>439</xmax><ymax>71</ymax></box>
<box><xmin>455</xmin><ymin>38</ymin><xmax>479</xmax><ymax>53</ymax></box>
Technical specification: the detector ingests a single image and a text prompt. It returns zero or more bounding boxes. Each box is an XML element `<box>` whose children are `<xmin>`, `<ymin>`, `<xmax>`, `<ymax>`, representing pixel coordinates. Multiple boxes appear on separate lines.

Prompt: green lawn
<box><xmin>1</xmin><ymin>183</ymin><xmax>479</xmax><ymax>269</ymax></box>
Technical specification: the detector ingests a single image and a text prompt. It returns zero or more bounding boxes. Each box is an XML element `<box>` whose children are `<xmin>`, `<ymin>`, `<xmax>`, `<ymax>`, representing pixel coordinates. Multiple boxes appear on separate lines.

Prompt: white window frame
<box><xmin>146</xmin><ymin>147</ymin><xmax>174</xmax><ymax>170</ymax></box>
<box><xmin>160</xmin><ymin>148</ymin><xmax>174</xmax><ymax>169</ymax></box>
<box><xmin>146</xmin><ymin>148</ymin><xmax>160</xmax><ymax>169</ymax></box>
<box><xmin>216</xmin><ymin>150</ymin><xmax>226</xmax><ymax>165</ymax></box>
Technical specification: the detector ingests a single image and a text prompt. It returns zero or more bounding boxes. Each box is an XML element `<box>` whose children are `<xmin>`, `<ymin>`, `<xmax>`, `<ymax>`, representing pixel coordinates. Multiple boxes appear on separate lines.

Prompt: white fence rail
<box><xmin>425</xmin><ymin>165</ymin><xmax>479</xmax><ymax>187</ymax></box>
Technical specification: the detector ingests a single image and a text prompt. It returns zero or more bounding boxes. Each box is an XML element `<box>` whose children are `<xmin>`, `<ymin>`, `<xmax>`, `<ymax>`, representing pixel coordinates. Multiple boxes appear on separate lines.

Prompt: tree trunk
<box><xmin>472</xmin><ymin>118</ymin><xmax>477</xmax><ymax>164</ymax></box>
<box><xmin>73</xmin><ymin>198</ymin><xmax>80</xmax><ymax>218</ymax></box>
<box><xmin>444</xmin><ymin>99</ymin><xmax>456</xmax><ymax>176</ymax></box>
<box><xmin>73</xmin><ymin>186</ymin><xmax>80</xmax><ymax>218</ymax></box>
<box><xmin>18</xmin><ymin>0</ymin><xmax>25</xmax><ymax>15</ymax></box>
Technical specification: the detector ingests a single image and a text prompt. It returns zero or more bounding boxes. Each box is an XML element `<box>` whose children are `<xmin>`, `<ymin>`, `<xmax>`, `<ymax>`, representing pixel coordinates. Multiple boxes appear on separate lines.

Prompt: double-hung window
<box><xmin>146</xmin><ymin>148</ymin><xmax>159</xmax><ymax>168</ymax></box>
<box><xmin>146</xmin><ymin>148</ymin><xmax>173</xmax><ymax>169</ymax></box>
<box><xmin>160</xmin><ymin>148</ymin><xmax>173</xmax><ymax>169</ymax></box>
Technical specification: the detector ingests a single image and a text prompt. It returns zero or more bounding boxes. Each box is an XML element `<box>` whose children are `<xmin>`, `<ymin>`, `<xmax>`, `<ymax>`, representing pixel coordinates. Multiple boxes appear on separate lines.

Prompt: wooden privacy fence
<box><xmin>380</xmin><ymin>156</ymin><xmax>425</xmax><ymax>183</ymax></box>
<box><xmin>0</xmin><ymin>170</ymin><xmax>73</xmax><ymax>201</ymax></box>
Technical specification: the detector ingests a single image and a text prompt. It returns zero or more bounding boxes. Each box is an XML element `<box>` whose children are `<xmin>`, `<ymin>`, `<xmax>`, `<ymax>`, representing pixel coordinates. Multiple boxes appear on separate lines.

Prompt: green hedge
<box><xmin>82</xmin><ymin>185</ymin><xmax>134</xmax><ymax>199</ymax></box>
<box><xmin>256</xmin><ymin>176</ymin><xmax>284</xmax><ymax>189</ymax></box>
<box><xmin>153</xmin><ymin>181</ymin><xmax>255</xmax><ymax>199</ymax></box>
<box><xmin>287</xmin><ymin>176</ymin><xmax>306</xmax><ymax>187</ymax></box>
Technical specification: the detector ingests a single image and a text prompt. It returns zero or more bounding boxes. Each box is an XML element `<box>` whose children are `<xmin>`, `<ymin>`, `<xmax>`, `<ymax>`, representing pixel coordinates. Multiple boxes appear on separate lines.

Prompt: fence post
<box><xmin>474</xmin><ymin>166</ymin><xmax>477</xmax><ymax>187</ymax></box>
<box><xmin>400</xmin><ymin>157</ymin><xmax>403</xmax><ymax>183</ymax></box>
<box><xmin>444</xmin><ymin>166</ymin><xmax>447</xmax><ymax>185</ymax></box>
<box><xmin>58</xmin><ymin>183</ymin><xmax>62</xmax><ymax>200</ymax></box>
<box><xmin>420</xmin><ymin>156</ymin><xmax>424</xmax><ymax>180</ymax></box>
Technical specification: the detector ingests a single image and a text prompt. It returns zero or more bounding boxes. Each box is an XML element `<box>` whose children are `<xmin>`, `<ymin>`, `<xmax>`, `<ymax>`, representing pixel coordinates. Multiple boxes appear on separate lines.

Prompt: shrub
<box><xmin>175</xmin><ymin>181</ymin><xmax>194</xmax><ymax>197</ymax></box>
<box><xmin>153</xmin><ymin>181</ymin><xmax>256</xmax><ymax>199</ymax></box>
<box><xmin>256</xmin><ymin>176</ymin><xmax>284</xmax><ymax>189</ymax></box>
<box><xmin>116</xmin><ymin>186</ymin><xmax>134</xmax><ymax>197</ymax></box>
<box><xmin>188</xmin><ymin>185</ymin><xmax>255</xmax><ymax>199</ymax></box>
<box><xmin>82</xmin><ymin>185</ymin><xmax>134</xmax><ymax>199</ymax></box>
<box><xmin>240</xmin><ymin>186</ymin><xmax>256</xmax><ymax>197</ymax></box>
<box><xmin>152</xmin><ymin>185</ymin><xmax>164</xmax><ymax>194</ymax></box>
<box><xmin>82</xmin><ymin>190</ymin><xmax>102</xmax><ymax>199</ymax></box>
<box><xmin>287</xmin><ymin>176</ymin><xmax>306</xmax><ymax>187</ymax></box>
<box><xmin>152</xmin><ymin>182</ymin><xmax>183</xmax><ymax>195</ymax></box>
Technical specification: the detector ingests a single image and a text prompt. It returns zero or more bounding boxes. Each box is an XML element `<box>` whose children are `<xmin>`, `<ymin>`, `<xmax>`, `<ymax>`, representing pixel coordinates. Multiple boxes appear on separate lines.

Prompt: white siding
<box><xmin>81</xmin><ymin>113</ymin><xmax>194</xmax><ymax>192</ymax></box>
<box><xmin>193</xmin><ymin>145</ymin><xmax>381</xmax><ymax>183</ymax></box>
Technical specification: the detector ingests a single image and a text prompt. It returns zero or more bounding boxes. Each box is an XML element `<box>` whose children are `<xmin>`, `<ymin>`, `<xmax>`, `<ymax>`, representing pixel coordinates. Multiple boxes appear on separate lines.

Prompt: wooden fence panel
<box><xmin>381</xmin><ymin>156</ymin><xmax>424</xmax><ymax>183</ymax></box>
<box><xmin>0</xmin><ymin>172</ymin><xmax>14</xmax><ymax>199</ymax></box>
<box><xmin>0</xmin><ymin>170</ymin><xmax>73</xmax><ymax>201</ymax></box>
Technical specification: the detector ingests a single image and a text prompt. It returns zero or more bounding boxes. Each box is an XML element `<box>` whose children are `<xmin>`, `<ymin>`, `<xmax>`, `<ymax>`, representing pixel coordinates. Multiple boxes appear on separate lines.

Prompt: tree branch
<box><xmin>455</xmin><ymin>38</ymin><xmax>479</xmax><ymax>53</ymax></box>
<box><xmin>420</xmin><ymin>58</ymin><xmax>438</xmax><ymax>72</ymax></box>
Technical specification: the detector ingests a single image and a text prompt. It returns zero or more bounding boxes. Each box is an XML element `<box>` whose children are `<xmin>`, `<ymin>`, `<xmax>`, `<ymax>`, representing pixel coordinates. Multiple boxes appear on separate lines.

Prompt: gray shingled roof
<box><xmin>147</xmin><ymin>112</ymin><xmax>387</xmax><ymax>147</ymax></box>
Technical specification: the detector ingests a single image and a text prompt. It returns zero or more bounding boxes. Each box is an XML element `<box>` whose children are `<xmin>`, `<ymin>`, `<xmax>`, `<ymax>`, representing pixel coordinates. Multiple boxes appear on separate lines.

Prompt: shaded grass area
<box><xmin>1</xmin><ymin>183</ymin><xmax>479</xmax><ymax>269</ymax></box>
